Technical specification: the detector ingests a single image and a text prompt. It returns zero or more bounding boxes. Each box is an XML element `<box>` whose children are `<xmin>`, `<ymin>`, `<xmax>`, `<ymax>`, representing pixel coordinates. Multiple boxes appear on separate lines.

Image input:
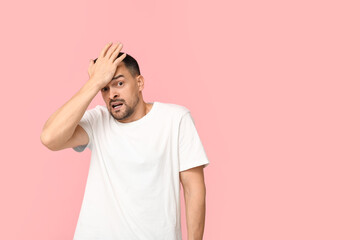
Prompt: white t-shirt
<box><xmin>72</xmin><ymin>101</ymin><xmax>210</xmax><ymax>240</ymax></box>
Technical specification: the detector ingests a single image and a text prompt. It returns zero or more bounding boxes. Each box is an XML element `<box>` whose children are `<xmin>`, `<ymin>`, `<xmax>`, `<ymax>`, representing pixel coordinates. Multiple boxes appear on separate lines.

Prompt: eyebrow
<box><xmin>111</xmin><ymin>74</ymin><xmax>125</xmax><ymax>81</ymax></box>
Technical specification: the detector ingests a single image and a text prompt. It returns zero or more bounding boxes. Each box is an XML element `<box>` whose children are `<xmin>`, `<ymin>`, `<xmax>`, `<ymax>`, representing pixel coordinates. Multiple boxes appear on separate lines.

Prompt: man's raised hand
<box><xmin>87</xmin><ymin>42</ymin><xmax>127</xmax><ymax>89</ymax></box>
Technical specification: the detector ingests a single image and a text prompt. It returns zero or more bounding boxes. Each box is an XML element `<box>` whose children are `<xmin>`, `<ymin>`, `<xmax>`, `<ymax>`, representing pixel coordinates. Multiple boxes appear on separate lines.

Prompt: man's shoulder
<box><xmin>89</xmin><ymin>105</ymin><xmax>107</xmax><ymax>112</ymax></box>
<box><xmin>157</xmin><ymin>101</ymin><xmax>190</xmax><ymax>116</ymax></box>
<box><xmin>83</xmin><ymin>105</ymin><xmax>108</xmax><ymax>120</ymax></box>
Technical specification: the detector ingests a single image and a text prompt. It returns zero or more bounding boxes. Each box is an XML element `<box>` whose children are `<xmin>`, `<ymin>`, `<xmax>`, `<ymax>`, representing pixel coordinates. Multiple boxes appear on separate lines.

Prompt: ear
<box><xmin>137</xmin><ymin>75</ymin><xmax>145</xmax><ymax>91</ymax></box>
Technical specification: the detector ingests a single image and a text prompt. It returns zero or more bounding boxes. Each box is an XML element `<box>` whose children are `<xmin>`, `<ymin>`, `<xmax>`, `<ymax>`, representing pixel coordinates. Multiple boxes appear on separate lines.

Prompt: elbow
<box><xmin>40</xmin><ymin>132</ymin><xmax>59</xmax><ymax>151</ymax></box>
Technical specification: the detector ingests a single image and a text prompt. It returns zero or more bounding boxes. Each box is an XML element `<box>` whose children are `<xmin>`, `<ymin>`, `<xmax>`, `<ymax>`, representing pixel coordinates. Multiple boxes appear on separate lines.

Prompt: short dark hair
<box><xmin>94</xmin><ymin>52</ymin><xmax>141</xmax><ymax>78</ymax></box>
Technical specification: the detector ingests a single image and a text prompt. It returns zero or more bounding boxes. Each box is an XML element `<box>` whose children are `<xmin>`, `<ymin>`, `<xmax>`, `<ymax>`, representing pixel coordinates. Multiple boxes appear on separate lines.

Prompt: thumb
<box><xmin>88</xmin><ymin>59</ymin><xmax>95</xmax><ymax>71</ymax></box>
<box><xmin>88</xmin><ymin>59</ymin><xmax>95</xmax><ymax>75</ymax></box>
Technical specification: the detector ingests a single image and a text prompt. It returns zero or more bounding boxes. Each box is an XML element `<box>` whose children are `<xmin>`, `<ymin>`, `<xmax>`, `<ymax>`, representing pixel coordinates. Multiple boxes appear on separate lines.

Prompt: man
<box><xmin>40</xmin><ymin>42</ymin><xmax>210</xmax><ymax>240</ymax></box>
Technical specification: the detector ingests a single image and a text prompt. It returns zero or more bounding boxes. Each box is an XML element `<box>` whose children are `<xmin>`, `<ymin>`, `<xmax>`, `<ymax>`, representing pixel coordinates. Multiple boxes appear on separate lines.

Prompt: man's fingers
<box><xmin>106</xmin><ymin>42</ymin><xmax>120</xmax><ymax>60</ymax></box>
<box><xmin>100</xmin><ymin>42</ymin><xmax>113</xmax><ymax>58</ymax></box>
<box><xmin>114</xmin><ymin>53</ymin><xmax>127</xmax><ymax>65</ymax></box>
<box><xmin>110</xmin><ymin>43</ymin><xmax>123</xmax><ymax>62</ymax></box>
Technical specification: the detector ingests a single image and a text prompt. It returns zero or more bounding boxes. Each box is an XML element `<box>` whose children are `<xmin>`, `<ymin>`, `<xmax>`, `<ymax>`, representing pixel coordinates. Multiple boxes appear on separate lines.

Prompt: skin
<box><xmin>180</xmin><ymin>165</ymin><xmax>207</xmax><ymax>240</ymax></box>
<box><xmin>100</xmin><ymin>61</ymin><xmax>153</xmax><ymax>123</ymax></box>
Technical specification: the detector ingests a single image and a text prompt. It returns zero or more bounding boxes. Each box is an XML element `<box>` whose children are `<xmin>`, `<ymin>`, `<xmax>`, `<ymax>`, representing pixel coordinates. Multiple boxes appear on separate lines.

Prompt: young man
<box><xmin>40</xmin><ymin>42</ymin><xmax>210</xmax><ymax>240</ymax></box>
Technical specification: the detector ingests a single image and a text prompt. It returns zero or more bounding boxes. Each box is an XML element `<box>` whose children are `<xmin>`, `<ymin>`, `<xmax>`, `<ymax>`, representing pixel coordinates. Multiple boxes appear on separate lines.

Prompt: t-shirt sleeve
<box><xmin>178</xmin><ymin>111</ymin><xmax>210</xmax><ymax>172</ymax></box>
<box><xmin>72</xmin><ymin>107</ymin><xmax>98</xmax><ymax>152</ymax></box>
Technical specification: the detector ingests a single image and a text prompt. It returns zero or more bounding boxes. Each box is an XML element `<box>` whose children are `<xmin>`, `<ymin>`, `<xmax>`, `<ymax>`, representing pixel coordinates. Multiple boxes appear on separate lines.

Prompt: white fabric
<box><xmin>72</xmin><ymin>101</ymin><xmax>210</xmax><ymax>240</ymax></box>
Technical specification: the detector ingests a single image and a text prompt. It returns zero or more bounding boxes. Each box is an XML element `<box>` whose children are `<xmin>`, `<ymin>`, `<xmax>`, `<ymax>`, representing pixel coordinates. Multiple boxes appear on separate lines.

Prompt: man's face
<box><xmin>100</xmin><ymin>62</ymin><xmax>142</xmax><ymax>122</ymax></box>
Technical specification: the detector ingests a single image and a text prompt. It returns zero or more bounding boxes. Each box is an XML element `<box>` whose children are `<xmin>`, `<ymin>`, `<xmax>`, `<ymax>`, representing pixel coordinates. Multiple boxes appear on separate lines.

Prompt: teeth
<box><xmin>112</xmin><ymin>103</ymin><xmax>123</xmax><ymax>108</ymax></box>
<box><xmin>113</xmin><ymin>104</ymin><xmax>122</xmax><ymax>108</ymax></box>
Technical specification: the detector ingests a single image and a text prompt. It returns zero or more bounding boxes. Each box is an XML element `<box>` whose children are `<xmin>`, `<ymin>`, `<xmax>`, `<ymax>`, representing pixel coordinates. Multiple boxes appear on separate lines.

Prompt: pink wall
<box><xmin>0</xmin><ymin>0</ymin><xmax>359</xmax><ymax>239</ymax></box>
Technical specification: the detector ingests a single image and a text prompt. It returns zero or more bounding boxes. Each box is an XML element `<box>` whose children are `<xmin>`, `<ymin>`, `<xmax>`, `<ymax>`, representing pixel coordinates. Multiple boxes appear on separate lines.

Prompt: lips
<box><xmin>111</xmin><ymin>101</ymin><xmax>124</xmax><ymax>108</ymax></box>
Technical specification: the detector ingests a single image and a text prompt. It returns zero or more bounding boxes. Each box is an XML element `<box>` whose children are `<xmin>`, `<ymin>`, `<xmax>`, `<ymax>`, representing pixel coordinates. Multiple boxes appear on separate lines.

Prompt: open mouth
<box><xmin>111</xmin><ymin>102</ymin><xmax>124</xmax><ymax>109</ymax></box>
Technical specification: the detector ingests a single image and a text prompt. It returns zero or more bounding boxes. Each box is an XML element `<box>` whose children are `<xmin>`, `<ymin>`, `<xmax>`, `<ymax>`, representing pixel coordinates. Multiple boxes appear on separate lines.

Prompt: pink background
<box><xmin>1</xmin><ymin>0</ymin><xmax>359</xmax><ymax>239</ymax></box>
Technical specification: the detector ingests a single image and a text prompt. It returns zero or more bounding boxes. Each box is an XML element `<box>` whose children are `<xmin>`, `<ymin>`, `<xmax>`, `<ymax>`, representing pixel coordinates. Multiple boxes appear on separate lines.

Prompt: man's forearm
<box><xmin>184</xmin><ymin>186</ymin><xmax>206</xmax><ymax>240</ymax></box>
<box><xmin>40</xmin><ymin>78</ymin><xmax>101</xmax><ymax>149</ymax></box>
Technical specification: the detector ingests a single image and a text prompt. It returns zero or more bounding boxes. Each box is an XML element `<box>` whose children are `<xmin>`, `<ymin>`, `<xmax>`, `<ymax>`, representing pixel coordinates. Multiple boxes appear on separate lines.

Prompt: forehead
<box><xmin>114</xmin><ymin>62</ymin><xmax>131</xmax><ymax>77</ymax></box>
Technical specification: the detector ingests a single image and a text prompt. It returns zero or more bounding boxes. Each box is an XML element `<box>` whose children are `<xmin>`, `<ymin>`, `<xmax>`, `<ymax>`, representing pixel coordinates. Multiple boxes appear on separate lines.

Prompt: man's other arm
<box><xmin>180</xmin><ymin>165</ymin><xmax>207</xmax><ymax>240</ymax></box>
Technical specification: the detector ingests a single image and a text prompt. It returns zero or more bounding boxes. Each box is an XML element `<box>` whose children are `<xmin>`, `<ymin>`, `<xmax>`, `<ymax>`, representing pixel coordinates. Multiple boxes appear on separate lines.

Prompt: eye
<box><xmin>118</xmin><ymin>81</ymin><xmax>123</xmax><ymax>86</ymax></box>
<box><xmin>101</xmin><ymin>87</ymin><xmax>108</xmax><ymax>92</ymax></box>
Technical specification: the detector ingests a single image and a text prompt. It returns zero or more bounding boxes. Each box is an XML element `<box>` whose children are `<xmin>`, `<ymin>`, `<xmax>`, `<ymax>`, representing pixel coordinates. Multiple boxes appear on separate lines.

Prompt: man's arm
<box><xmin>40</xmin><ymin>79</ymin><xmax>100</xmax><ymax>150</ymax></box>
<box><xmin>40</xmin><ymin>42</ymin><xmax>126</xmax><ymax>151</ymax></box>
<box><xmin>180</xmin><ymin>165</ymin><xmax>207</xmax><ymax>240</ymax></box>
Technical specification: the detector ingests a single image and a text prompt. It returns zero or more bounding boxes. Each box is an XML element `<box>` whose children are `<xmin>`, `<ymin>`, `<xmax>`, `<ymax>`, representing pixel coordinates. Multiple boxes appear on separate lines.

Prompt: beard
<box><xmin>110</xmin><ymin>95</ymin><xmax>140</xmax><ymax>121</ymax></box>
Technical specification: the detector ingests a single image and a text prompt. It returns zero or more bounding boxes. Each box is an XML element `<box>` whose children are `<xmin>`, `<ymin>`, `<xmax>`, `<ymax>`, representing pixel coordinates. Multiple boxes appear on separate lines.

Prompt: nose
<box><xmin>109</xmin><ymin>88</ymin><xmax>119</xmax><ymax>99</ymax></box>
